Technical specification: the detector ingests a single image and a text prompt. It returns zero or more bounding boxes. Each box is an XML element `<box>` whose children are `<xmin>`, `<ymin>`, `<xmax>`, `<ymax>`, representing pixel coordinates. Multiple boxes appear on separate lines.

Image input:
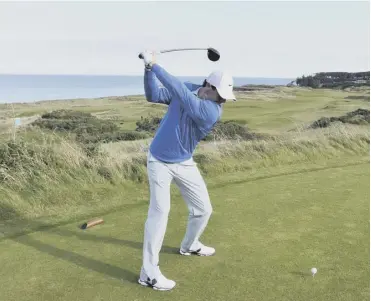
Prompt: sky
<box><xmin>0</xmin><ymin>1</ymin><xmax>369</xmax><ymax>77</ymax></box>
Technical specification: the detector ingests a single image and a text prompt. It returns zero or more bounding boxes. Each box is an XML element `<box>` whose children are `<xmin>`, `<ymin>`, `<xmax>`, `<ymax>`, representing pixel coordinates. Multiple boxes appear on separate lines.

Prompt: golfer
<box><xmin>138</xmin><ymin>50</ymin><xmax>236</xmax><ymax>291</ymax></box>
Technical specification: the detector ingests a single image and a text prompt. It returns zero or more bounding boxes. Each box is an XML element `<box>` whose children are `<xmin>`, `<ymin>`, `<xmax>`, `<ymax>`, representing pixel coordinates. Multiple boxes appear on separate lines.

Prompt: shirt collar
<box><xmin>193</xmin><ymin>87</ymin><xmax>201</xmax><ymax>97</ymax></box>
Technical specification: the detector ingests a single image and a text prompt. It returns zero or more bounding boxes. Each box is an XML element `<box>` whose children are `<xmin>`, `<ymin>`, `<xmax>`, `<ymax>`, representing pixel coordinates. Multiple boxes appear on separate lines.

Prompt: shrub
<box><xmin>310</xmin><ymin>109</ymin><xmax>370</xmax><ymax>129</ymax></box>
<box><xmin>0</xmin><ymin>140</ymin><xmax>35</xmax><ymax>170</ymax></box>
<box><xmin>32</xmin><ymin>109</ymin><xmax>119</xmax><ymax>135</ymax></box>
<box><xmin>344</xmin><ymin>116</ymin><xmax>369</xmax><ymax>125</ymax></box>
<box><xmin>136</xmin><ymin>115</ymin><xmax>162</xmax><ymax>132</ymax></box>
<box><xmin>345</xmin><ymin>108</ymin><xmax>370</xmax><ymax>120</ymax></box>
<box><xmin>76</xmin><ymin>131</ymin><xmax>150</xmax><ymax>144</ymax></box>
<box><xmin>41</xmin><ymin>110</ymin><xmax>93</xmax><ymax>120</ymax></box>
<box><xmin>31</xmin><ymin>110</ymin><xmax>149</xmax><ymax>155</ymax></box>
<box><xmin>204</xmin><ymin>121</ymin><xmax>259</xmax><ymax>141</ymax></box>
<box><xmin>135</xmin><ymin>115</ymin><xmax>260</xmax><ymax>141</ymax></box>
<box><xmin>310</xmin><ymin>117</ymin><xmax>332</xmax><ymax>129</ymax></box>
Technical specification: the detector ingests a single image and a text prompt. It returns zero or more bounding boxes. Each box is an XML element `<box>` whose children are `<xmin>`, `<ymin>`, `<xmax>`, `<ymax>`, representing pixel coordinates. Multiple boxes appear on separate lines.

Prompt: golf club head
<box><xmin>207</xmin><ymin>48</ymin><xmax>220</xmax><ymax>61</ymax></box>
<box><xmin>138</xmin><ymin>48</ymin><xmax>220</xmax><ymax>61</ymax></box>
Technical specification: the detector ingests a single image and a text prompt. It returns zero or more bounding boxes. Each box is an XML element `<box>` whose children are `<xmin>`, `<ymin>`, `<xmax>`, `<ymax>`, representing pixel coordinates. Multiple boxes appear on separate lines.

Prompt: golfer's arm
<box><xmin>151</xmin><ymin>64</ymin><xmax>213</xmax><ymax>123</ymax></box>
<box><xmin>144</xmin><ymin>70</ymin><xmax>172</xmax><ymax>105</ymax></box>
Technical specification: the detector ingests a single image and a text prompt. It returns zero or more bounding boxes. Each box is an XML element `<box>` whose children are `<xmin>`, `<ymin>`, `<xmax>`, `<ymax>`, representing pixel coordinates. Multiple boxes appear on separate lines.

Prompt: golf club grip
<box><xmin>138</xmin><ymin>53</ymin><xmax>144</xmax><ymax>59</ymax></box>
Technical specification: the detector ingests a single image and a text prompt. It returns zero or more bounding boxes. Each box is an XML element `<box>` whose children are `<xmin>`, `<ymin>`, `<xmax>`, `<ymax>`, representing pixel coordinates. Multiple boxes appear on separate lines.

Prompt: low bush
<box><xmin>32</xmin><ymin>109</ymin><xmax>119</xmax><ymax>135</ymax></box>
<box><xmin>31</xmin><ymin>110</ymin><xmax>149</xmax><ymax>155</ymax></box>
<box><xmin>204</xmin><ymin>120</ymin><xmax>260</xmax><ymax>141</ymax></box>
<box><xmin>135</xmin><ymin>115</ymin><xmax>162</xmax><ymax>133</ymax></box>
<box><xmin>134</xmin><ymin>115</ymin><xmax>259</xmax><ymax>141</ymax></box>
<box><xmin>310</xmin><ymin>109</ymin><xmax>370</xmax><ymax>129</ymax></box>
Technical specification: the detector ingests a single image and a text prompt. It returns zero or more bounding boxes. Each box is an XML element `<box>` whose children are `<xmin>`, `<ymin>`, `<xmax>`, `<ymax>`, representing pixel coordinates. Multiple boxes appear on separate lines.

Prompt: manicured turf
<box><xmin>0</xmin><ymin>161</ymin><xmax>368</xmax><ymax>301</ymax></box>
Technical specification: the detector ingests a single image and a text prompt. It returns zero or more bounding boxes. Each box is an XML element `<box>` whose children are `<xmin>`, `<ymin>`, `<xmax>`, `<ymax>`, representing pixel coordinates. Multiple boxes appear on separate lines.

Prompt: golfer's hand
<box><xmin>142</xmin><ymin>50</ymin><xmax>157</xmax><ymax>69</ymax></box>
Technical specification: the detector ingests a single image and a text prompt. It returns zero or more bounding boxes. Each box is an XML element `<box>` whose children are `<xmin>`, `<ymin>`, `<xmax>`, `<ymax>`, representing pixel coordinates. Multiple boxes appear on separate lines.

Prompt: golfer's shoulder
<box><xmin>183</xmin><ymin>81</ymin><xmax>200</xmax><ymax>92</ymax></box>
<box><xmin>201</xmin><ymin>100</ymin><xmax>222</xmax><ymax>121</ymax></box>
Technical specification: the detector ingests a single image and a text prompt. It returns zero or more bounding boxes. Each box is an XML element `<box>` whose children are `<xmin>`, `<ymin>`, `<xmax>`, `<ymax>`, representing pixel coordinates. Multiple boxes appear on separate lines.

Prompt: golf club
<box><xmin>138</xmin><ymin>47</ymin><xmax>220</xmax><ymax>62</ymax></box>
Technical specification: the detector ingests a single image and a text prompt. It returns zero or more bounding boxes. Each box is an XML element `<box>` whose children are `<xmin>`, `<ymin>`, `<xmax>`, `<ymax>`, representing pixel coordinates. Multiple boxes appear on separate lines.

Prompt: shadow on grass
<box><xmin>1</xmin><ymin>202</ymin><xmax>146</xmax><ymax>241</ymax></box>
<box><xmin>14</xmin><ymin>235</ymin><xmax>138</xmax><ymax>283</ymax></box>
<box><xmin>49</xmin><ymin>227</ymin><xmax>180</xmax><ymax>255</ymax></box>
<box><xmin>2</xmin><ymin>201</ymin><xmax>179</xmax><ymax>284</ymax></box>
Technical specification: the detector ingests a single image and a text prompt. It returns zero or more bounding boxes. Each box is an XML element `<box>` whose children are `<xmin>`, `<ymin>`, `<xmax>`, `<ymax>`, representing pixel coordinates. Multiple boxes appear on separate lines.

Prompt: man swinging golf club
<box><xmin>138</xmin><ymin>50</ymin><xmax>236</xmax><ymax>291</ymax></box>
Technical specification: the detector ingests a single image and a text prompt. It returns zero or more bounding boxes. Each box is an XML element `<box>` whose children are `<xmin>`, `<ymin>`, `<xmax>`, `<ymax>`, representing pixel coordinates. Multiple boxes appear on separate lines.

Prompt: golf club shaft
<box><xmin>138</xmin><ymin>48</ymin><xmax>208</xmax><ymax>59</ymax></box>
<box><xmin>159</xmin><ymin>48</ymin><xmax>208</xmax><ymax>54</ymax></box>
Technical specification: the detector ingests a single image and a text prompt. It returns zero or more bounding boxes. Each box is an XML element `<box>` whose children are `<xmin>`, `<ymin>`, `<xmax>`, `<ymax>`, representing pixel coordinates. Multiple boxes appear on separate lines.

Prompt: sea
<box><xmin>0</xmin><ymin>74</ymin><xmax>294</xmax><ymax>103</ymax></box>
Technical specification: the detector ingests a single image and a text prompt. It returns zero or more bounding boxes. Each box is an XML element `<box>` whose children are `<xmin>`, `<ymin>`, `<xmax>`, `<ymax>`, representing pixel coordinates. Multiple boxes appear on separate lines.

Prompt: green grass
<box><xmin>223</xmin><ymin>88</ymin><xmax>369</xmax><ymax>133</ymax></box>
<box><xmin>0</xmin><ymin>161</ymin><xmax>368</xmax><ymax>301</ymax></box>
<box><xmin>0</xmin><ymin>87</ymin><xmax>369</xmax><ymax>134</ymax></box>
<box><xmin>0</xmin><ymin>123</ymin><xmax>368</xmax><ymax>224</ymax></box>
<box><xmin>0</xmin><ymin>86</ymin><xmax>369</xmax><ymax>300</ymax></box>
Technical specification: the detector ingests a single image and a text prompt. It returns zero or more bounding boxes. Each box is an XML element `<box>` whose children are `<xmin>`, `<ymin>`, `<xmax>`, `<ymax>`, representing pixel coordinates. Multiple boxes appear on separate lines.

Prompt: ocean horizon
<box><xmin>0</xmin><ymin>74</ymin><xmax>295</xmax><ymax>103</ymax></box>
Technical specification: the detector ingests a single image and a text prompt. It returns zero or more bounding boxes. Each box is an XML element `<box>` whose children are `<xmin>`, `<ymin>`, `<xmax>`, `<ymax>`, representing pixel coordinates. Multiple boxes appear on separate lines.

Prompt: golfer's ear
<box><xmin>202</xmin><ymin>80</ymin><xmax>207</xmax><ymax>87</ymax></box>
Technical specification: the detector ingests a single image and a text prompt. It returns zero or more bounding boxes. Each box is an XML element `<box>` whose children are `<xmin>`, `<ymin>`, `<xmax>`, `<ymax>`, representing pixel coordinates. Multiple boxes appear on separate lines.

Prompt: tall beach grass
<box><xmin>0</xmin><ymin>123</ymin><xmax>368</xmax><ymax>224</ymax></box>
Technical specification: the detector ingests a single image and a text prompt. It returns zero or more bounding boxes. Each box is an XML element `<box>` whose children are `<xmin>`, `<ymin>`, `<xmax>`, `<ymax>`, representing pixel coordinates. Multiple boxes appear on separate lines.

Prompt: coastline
<box><xmin>0</xmin><ymin>74</ymin><xmax>294</xmax><ymax>104</ymax></box>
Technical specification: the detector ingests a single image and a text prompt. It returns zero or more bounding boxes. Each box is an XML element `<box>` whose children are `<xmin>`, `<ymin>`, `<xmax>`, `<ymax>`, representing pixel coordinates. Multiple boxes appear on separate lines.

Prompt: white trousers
<box><xmin>142</xmin><ymin>152</ymin><xmax>212</xmax><ymax>279</ymax></box>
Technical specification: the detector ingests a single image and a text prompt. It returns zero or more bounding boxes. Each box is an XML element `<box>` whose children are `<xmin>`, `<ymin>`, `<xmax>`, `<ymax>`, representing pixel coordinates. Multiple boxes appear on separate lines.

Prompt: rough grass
<box><xmin>0</xmin><ymin>123</ymin><xmax>368</xmax><ymax>228</ymax></box>
<box><xmin>0</xmin><ymin>87</ymin><xmax>369</xmax><ymax>233</ymax></box>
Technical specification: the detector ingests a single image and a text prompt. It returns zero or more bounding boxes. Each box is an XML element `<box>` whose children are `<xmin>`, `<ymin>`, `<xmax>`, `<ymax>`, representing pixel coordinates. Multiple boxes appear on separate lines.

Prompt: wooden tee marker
<box><xmin>80</xmin><ymin>218</ymin><xmax>104</xmax><ymax>230</ymax></box>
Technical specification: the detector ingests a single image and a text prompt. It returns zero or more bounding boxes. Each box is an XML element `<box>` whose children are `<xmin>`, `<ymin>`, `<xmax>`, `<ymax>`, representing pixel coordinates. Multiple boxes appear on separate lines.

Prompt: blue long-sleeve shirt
<box><xmin>144</xmin><ymin>64</ymin><xmax>222</xmax><ymax>163</ymax></box>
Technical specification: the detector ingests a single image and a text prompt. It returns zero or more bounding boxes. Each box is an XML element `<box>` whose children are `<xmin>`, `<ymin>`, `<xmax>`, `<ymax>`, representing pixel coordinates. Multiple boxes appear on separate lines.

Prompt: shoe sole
<box><xmin>179</xmin><ymin>249</ymin><xmax>215</xmax><ymax>256</ymax></box>
<box><xmin>138</xmin><ymin>279</ymin><xmax>175</xmax><ymax>291</ymax></box>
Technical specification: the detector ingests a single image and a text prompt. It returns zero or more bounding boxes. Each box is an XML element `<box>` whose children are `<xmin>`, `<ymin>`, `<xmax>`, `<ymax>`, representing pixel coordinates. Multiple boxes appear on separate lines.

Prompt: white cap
<box><xmin>206</xmin><ymin>70</ymin><xmax>236</xmax><ymax>101</ymax></box>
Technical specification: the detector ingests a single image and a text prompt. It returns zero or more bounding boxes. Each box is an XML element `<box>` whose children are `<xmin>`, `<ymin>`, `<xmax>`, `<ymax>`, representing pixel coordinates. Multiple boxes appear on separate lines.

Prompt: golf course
<box><xmin>0</xmin><ymin>86</ymin><xmax>369</xmax><ymax>300</ymax></box>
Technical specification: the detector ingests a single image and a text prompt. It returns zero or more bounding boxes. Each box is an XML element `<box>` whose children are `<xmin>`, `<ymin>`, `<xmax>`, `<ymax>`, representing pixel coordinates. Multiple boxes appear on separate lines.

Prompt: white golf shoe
<box><xmin>138</xmin><ymin>268</ymin><xmax>176</xmax><ymax>291</ymax></box>
<box><xmin>179</xmin><ymin>243</ymin><xmax>215</xmax><ymax>256</ymax></box>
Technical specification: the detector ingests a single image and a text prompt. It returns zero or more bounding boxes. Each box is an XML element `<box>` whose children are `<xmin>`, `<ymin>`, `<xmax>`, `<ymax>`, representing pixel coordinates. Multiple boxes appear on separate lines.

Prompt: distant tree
<box><xmin>296</xmin><ymin>71</ymin><xmax>370</xmax><ymax>88</ymax></box>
